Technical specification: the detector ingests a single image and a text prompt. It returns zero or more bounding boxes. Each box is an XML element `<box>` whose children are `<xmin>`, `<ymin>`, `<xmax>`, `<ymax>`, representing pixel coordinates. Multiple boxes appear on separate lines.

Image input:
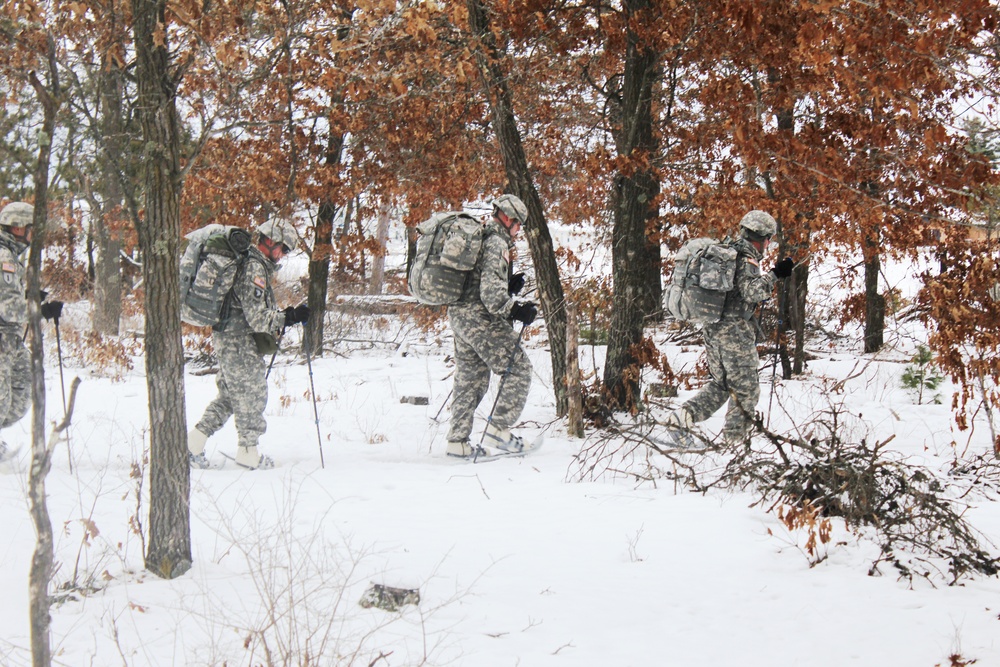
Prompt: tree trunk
<box><xmin>565</xmin><ymin>301</ymin><xmax>584</xmax><ymax>438</ymax></box>
<box><xmin>305</xmin><ymin>129</ymin><xmax>345</xmax><ymax>358</ymax></box>
<box><xmin>863</xmin><ymin>231</ymin><xmax>884</xmax><ymax>354</ymax></box>
<box><xmin>467</xmin><ymin>0</ymin><xmax>569</xmax><ymax>415</ymax></box>
<box><xmin>602</xmin><ymin>0</ymin><xmax>661</xmax><ymax>411</ymax></box>
<box><xmin>133</xmin><ymin>0</ymin><xmax>192</xmax><ymax>579</ymax></box>
<box><xmin>306</xmin><ymin>201</ymin><xmax>335</xmax><ymax>357</ymax></box>
<box><xmin>26</xmin><ymin>50</ymin><xmax>60</xmax><ymax>667</ymax></box>
<box><xmin>368</xmin><ymin>204</ymin><xmax>391</xmax><ymax>295</ymax></box>
<box><xmin>93</xmin><ymin>53</ymin><xmax>125</xmax><ymax>335</ymax></box>
<box><xmin>790</xmin><ymin>261</ymin><xmax>809</xmax><ymax>374</ymax></box>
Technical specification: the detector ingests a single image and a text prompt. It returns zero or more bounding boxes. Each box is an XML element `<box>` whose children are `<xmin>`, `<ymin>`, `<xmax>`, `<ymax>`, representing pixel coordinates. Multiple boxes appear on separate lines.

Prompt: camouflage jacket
<box><xmin>720</xmin><ymin>236</ymin><xmax>777</xmax><ymax>321</ymax></box>
<box><xmin>454</xmin><ymin>218</ymin><xmax>515</xmax><ymax>319</ymax></box>
<box><xmin>216</xmin><ymin>247</ymin><xmax>286</xmax><ymax>334</ymax></box>
<box><xmin>0</xmin><ymin>229</ymin><xmax>27</xmax><ymax>331</ymax></box>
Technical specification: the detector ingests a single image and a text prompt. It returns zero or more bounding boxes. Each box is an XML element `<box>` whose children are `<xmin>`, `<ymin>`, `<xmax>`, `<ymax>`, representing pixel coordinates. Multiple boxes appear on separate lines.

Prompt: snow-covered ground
<box><xmin>1</xmin><ymin>240</ymin><xmax>998</xmax><ymax>666</ymax></box>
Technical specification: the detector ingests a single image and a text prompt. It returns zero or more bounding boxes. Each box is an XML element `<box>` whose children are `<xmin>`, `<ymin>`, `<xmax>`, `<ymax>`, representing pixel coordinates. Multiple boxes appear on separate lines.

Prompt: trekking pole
<box><xmin>474</xmin><ymin>323</ymin><xmax>527</xmax><ymax>462</ymax></box>
<box><xmin>767</xmin><ymin>277</ymin><xmax>788</xmax><ymax>429</ymax></box>
<box><xmin>265</xmin><ymin>326</ymin><xmax>288</xmax><ymax>380</ymax></box>
<box><xmin>302</xmin><ymin>323</ymin><xmax>325</xmax><ymax>469</ymax></box>
<box><xmin>432</xmin><ymin>388</ymin><xmax>453</xmax><ymax>422</ymax></box>
<box><xmin>266</xmin><ymin>299</ymin><xmax>307</xmax><ymax>379</ymax></box>
<box><xmin>54</xmin><ymin>315</ymin><xmax>71</xmax><ymax>473</ymax></box>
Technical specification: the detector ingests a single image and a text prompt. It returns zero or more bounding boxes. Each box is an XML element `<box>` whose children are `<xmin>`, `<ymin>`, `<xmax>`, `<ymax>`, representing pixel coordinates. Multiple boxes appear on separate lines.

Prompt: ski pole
<box><xmin>432</xmin><ymin>388</ymin><xmax>453</xmax><ymax>422</ymax></box>
<box><xmin>265</xmin><ymin>326</ymin><xmax>287</xmax><ymax>379</ymax></box>
<box><xmin>53</xmin><ymin>315</ymin><xmax>72</xmax><ymax>473</ymax></box>
<box><xmin>302</xmin><ymin>323</ymin><xmax>325</xmax><ymax>469</ymax></box>
<box><xmin>475</xmin><ymin>323</ymin><xmax>527</xmax><ymax>461</ymax></box>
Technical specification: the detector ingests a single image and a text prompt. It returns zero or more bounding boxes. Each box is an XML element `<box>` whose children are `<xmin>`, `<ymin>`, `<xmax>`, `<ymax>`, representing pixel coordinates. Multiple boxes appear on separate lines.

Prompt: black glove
<box><xmin>39</xmin><ymin>290</ymin><xmax>48</xmax><ymax>302</ymax></box>
<box><xmin>507</xmin><ymin>272</ymin><xmax>525</xmax><ymax>296</ymax></box>
<box><xmin>283</xmin><ymin>304</ymin><xmax>311</xmax><ymax>326</ymax></box>
<box><xmin>40</xmin><ymin>300</ymin><xmax>64</xmax><ymax>321</ymax></box>
<box><xmin>772</xmin><ymin>257</ymin><xmax>794</xmax><ymax>279</ymax></box>
<box><xmin>510</xmin><ymin>301</ymin><xmax>537</xmax><ymax>325</ymax></box>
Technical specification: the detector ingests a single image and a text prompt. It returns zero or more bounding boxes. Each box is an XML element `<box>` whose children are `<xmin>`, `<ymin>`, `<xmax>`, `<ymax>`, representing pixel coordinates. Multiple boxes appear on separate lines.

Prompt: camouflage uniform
<box><xmin>447</xmin><ymin>218</ymin><xmax>532</xmax><ymax>444</ymax></box>
<box><xmin>680</xmin><ymin>236</ymin><xmax>776</xmax><ymax>443</ymax></box>
<box><xmin>0</xmin><ymin>227</ymin><xmax>30</xmax><ymax>434</ymax></box>
<box><xmin>195</xmin><ymin>247</ymin><xmax>285</xmax><ymax>451</ymax></box>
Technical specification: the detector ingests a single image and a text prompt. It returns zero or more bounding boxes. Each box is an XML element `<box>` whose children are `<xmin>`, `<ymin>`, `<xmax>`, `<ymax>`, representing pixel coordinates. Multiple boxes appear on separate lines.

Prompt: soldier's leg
<box><xmin>0</xmin><ymin>341</ymin><xmax>14</xmax><ymax>428</ymax></box>
<box><xmin>721</xmin><ymin>334</ymin><xmax>761</xmax><ymax>443</ymax></box>
<box><xmin>447</xmin><ymin>324</ymin><xmax>490</xmax><ymax>444</ymax></box>
<box><xmin>195</xmin><ymin>333</ymin><xmax>235</xmax><ymax>437</ymax></box>
<box><xmin>0</xmin><ymin>340</ymin><xmax>29</xmax><ymax>428</ymax></box>
<box><xmin>477</xmin><ymin>321</ymin><xmax>531</xmax><ymax>430</ymax></box>
<box><xmin>220</xmin><ymin>332</ymin><xmax>268</xmax><ymax>450</ymax></box>
<box><xmin>680</xmin><ymin>334</ymin><xmax>730</xmax><ymax>424</ymax></box>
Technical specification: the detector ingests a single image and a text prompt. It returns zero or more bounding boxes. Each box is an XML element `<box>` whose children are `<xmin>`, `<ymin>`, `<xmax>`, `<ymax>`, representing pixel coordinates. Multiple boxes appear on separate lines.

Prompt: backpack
<box><xmin>179</xmin><ymin>224</ymin><xmax>253</xmax><ymax>327</ymax></box>
<box><xmin>408</xmin><ymin>212</ymin><xmax>485</xmax><ymax>306</ymax></box>
<box><xmin>664</xmin><ymin>238</ymin><xmax>739</xmax><ymax>325</ymax></box>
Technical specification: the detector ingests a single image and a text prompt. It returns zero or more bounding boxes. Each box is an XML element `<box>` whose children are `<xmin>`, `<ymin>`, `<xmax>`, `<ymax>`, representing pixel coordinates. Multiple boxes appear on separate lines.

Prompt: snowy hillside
<box><xmin>1</xmin><ymin>247</ymin><xmax>998</xmax><ymax>667</ymax></box>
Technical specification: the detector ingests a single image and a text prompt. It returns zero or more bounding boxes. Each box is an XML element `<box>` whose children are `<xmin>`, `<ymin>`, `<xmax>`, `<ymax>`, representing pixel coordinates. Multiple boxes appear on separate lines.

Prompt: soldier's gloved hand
<box><xmin>507</xmin><ymin>272</ymin><xmax>525</xmax><ymax>296</ymax></box>
<box><xmin>283</xmin><ymin>304</ymin><xmax>311</xmax><ymax>326</ymax></box>
<box><xmin>772</xmin><ymin>257</ymin><xmax>794</xmax><ymax>279</ymax></box>
<box><xmin>510</xmin><ymin>301</ymin><xmax>537</xmax><ymax>325</ymax></box>
<box><xmin>40</xmin><ymin>300</ymin><xmax>63</xmax><ymax>321</ymax></box>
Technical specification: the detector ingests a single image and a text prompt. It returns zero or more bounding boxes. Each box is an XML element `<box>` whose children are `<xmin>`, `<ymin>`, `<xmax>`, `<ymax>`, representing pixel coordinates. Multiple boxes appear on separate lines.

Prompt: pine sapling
<box><xmin>901</xmin><ymin>345</ymin><xmax>943</xmax><ymax>405</ymax></box>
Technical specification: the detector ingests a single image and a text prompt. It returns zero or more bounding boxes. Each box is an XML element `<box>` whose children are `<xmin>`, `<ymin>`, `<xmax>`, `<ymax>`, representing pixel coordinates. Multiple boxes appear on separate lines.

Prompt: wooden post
<box><xmin>566</xmin><ymin>301</ymin><xmax>584</xmax><ymax>438</ymax></box>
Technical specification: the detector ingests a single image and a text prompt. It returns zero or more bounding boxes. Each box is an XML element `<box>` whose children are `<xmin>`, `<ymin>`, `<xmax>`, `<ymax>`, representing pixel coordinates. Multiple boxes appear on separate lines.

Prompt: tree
<box><xmin>600</xmin><ymin>0</ymin><xmax>664</xmax><ymax>410</ymax></box>
<box><xmin>132</xmin><ymin>0</ymin><xmax>191</xmax><ymax>578</ymax></box>
<box><xmin>465</xmin><ymin>0</ymin><xmax>569</xmax><ymax>414</ymax></box>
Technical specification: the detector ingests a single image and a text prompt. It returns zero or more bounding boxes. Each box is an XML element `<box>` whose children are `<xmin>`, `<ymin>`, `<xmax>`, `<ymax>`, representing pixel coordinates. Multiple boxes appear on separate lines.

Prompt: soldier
<box><xmin>446</xmin><ymin>195</ymin><xmax>538</xmax><ymax>458</ymax></box>
<box><xmin>665</xmin><ymin>210</ymin><xmax>793</xmax><ymax>446</ymax></box>
<box><xmin>0</xmin><ymin>202</ymin><xmax>63</xmax><ymax>462</ymax></box>
<box><xmin>187</xmin><ymin>219</ymin><xmax>310</xmax><ymax>470</ymax></box>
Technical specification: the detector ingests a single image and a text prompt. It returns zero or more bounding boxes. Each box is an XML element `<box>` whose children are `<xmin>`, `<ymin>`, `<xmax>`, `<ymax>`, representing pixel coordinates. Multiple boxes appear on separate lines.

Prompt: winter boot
<box><xmin>446</xmin><ymin>439</ymin><xmax>472</xmax><ymax>457</ymax></box>
<box><xmin>483</xmin><ymin>423</ymin><xmax>525</xmax><ymax>453</ymax></box>
<box><xmin>188</xmin><ymin>428</ymin><xmax>212</xmax><ymax>469</ymax></box>
<box><xmin>235</xmin><ymin>445</ymin><xmax>275</xmax><ymax>470</ymax></box>
<box><xmin>663</xmin><ymin>408</ymin><xmax>697</xmax><ymax>448</ymax></box>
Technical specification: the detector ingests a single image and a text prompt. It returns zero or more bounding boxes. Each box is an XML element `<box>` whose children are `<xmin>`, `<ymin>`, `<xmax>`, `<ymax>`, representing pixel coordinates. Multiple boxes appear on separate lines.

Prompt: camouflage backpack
<box><xmin>179</xmin><ymin>224</ymin><xmax>253</xmax><ymax>327</ymax></box>
<box><xmin>665</xmin><ymin>238</ymin><xmax>739</xmax><ymax>325</ymax></box>
<box><xmin>408</xmin><ymin>212</ymin><xmax>485</xmax><ymax>306</ymax></box>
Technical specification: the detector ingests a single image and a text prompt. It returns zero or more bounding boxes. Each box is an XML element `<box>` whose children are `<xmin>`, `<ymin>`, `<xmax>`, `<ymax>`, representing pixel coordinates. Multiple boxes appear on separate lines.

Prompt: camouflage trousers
<box><xmin>447</xmin><ymin>305</ymin><xmax>532</xmax><ymax>443</ymax></box>
<box><xmin>0</xmin><ymin>331</ymin><xmax>30</xmax><ymax>430</ymax></box>
<box><xmin>681</xmin><ymin>318</ymin><xmax>761</xmax><ymax>442</ymax></box>
<box><xmin>196</xmin><ymin>328</ymin><xmax>268</xmax><ymax>449</ymax></box>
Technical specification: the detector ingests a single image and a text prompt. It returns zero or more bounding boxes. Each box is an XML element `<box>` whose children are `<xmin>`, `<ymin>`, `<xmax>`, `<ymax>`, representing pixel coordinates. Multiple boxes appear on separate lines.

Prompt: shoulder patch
<box><xmin>746</xmin><ymin>257</ymin><xmax>759</xmax><ymax>268</ymax></box>
<box><xmin>253</xmin><ymin>276</ymin><xmax>267</xmax><ymax>290</ymax></box>
<box><xmin>2</xmin><ymin>262</ymin><xmax>15</xmax><ymax>273</ymax></box>
<box><xmin>501</xmin><ymin>247</ymin><xmax>510</xmax><ymax>264</ymax></box>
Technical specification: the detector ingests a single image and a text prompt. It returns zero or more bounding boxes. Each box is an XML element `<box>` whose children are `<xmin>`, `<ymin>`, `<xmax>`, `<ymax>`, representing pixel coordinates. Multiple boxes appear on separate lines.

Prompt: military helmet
<box><xmin>257</xmin><ymin>219</ymin><xmax>297</xmax><ymax>250</ymax></box>
<box><xmin>739</xmin><ymin>210</ymin><xmax>777</xmax><ymax>238</ymax></box>
<box><xmin>492</xmin><ymin>194</ymin><xmax>528</xmax><ymax>225</ymax></box>
<box><xmin>0</xmin><ymin>202</ymin><xmax>34</xmax><ymax>228</ymax></box>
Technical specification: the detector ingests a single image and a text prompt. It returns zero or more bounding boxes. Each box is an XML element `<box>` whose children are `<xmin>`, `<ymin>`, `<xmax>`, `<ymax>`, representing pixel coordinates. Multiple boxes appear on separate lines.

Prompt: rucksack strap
<box><xmin>214</xmin><ymin>253</ymin><xmax>268</xmax><ymax>332</ymax></box>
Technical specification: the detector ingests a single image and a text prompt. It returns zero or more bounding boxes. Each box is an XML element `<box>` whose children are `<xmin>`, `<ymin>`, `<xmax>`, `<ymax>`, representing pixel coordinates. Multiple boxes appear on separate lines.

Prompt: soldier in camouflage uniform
<box><xmin>0</xmin><ymin>202</ymin><xmax>33</xmax><ymax>463</ymax></box>
<box><xmin>188</xmin><ymin>219</ymin><xmax>310</xmax><ymax>470</ymax></box>
<box><xmin>666</xmin><ymin>210</ymin><xmax>793</xmax><ymax>446</ymax></box>
<box><xmin>446</xmin><ymin>195</ymin><xmax>538</xmax><ymax>457</ymax></box>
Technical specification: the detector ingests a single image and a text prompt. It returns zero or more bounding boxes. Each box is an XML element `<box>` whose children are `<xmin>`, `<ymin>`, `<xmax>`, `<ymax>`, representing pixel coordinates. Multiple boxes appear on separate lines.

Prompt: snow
<box><xmin>1</xmin><ymin>255</ymin><xmax>999</xmax><ymax>666</ymax></box>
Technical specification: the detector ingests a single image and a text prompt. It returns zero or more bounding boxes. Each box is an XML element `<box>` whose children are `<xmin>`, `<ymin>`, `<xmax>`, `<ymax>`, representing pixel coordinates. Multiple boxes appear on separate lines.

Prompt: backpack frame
<box><xmin>665</xmin><ymin>237</ymin><xmax>740</xmax><ymax>325</ymax></box>
<box><xmin>407</xmin><ymin>212</ymin><xmax>485</xmax><ymax>306</ymax></box>
<box><xmin>179</xmin><ymin>225</ymin><xmax>253</xmax><ymax>327</ymax></box>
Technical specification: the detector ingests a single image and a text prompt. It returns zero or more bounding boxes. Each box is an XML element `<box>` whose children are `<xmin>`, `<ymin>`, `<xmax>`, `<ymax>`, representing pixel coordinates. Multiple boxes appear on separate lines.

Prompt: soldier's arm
<box><xmin>736</xmin><ymin>255</ymin><xmax>777</xmax><ymax>305</ymax></box>
<box><xmin>236</xmin><ymin>260</ymin><xmax>285</xmax><ymax>333</ymax></box>
<box><xmin>0</xmin><ymin>247</ymin><xmax>27</xmax><ymax>324</ymax></box>
<box><xmin>479</xmin><ymin>235</ymin><xmax>516</xmax><ymax>318</ymax></box>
